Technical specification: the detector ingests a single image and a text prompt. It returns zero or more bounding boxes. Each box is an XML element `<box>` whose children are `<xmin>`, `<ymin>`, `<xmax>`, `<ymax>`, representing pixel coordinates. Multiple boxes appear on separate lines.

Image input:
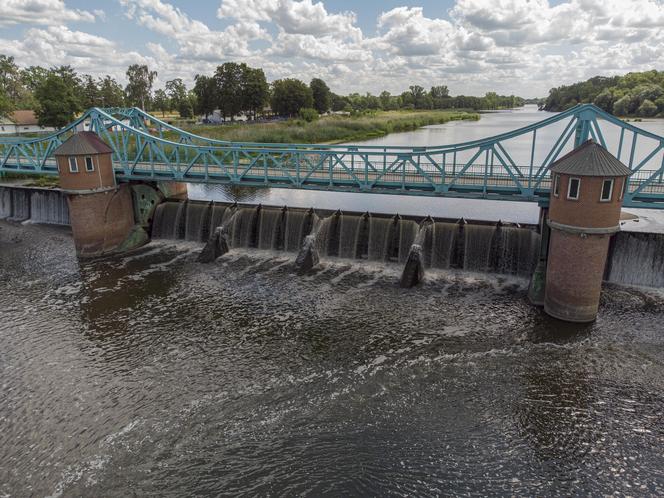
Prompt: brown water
<box><xmin>1</xmin><ymin>220</ymin><xmax>664</xmax><ymax>496</ymax></box>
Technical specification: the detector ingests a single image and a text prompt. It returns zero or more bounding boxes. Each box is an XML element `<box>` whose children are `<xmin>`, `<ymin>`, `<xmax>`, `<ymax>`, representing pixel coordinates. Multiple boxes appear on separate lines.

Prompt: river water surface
<box><xmin>2</xmin><ymin>108</ymin><xmax>664</xmax><ymax>496</ymax></box>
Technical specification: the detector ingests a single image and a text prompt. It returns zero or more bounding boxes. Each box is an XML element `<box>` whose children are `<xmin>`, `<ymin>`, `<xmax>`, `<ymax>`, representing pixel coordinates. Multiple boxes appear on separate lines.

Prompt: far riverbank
<box><xmin>172</xmin><ymin>110</ymin><xmax>480</xmax><ymax>145</ymax></box>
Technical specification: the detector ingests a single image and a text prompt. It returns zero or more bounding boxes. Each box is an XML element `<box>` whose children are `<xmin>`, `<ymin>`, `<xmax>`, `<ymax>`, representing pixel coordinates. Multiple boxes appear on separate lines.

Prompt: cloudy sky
<box><xmin>1</xmin><ymin>0</ymin><xmax>663</xmax><ymax>98</ymax></box>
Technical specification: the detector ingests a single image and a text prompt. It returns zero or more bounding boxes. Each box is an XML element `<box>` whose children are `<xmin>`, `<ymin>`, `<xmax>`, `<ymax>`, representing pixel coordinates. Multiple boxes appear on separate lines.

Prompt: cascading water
<box><xmin>154</xmin><ymin>200</ymin><xmax>542</xmax><ymax>279</ymax></box>
<box><xmin>421</xmin><ymin>221</ymin><xmax>540</xmax><ymax>277</ymax></box>
<box><xmin>258</xmin><ymin>208</ymin><xmax>283</xmax><ymax>250</ymax></box>
<box><xmin>338</xmin><ymin>214</ymin><xmax>363</xmax><ymax>259</ymax></box>
<box><xmin>463</xmin><ymin>224</ymin><xmax>495</xmax><ymax>272</ymax></box>
<box><xmin>606</xmin><ymin>231</ymin><xmax>664</xmax><ymax>288</ymax></box>
<box><xmin>152</xmin><ymin>201</ymin><xmax>186</xmax><ymax>239</ymax></box>
<box><xmin>29</xmin><ymin>190</ymin><xmax>69</xmax><ymax>225</ymax></box>
<box><xmin>425</xmin><ymin>222</ymin><xmax>458</xmax><ymax>269</ymax></box>
<box><xmin>184</xmin><ymin>202</ymin><xmax>211</xmax><ymax>242</ymax></box>
<box><xmin>284</xmin><ymin>210</ymin><xmax>308</xmax><ymax>252</ymax></box>
<box><xmin>0</xmin><ymin>187</ymin><xmax>69</xmax><ymax>225</ymax></box>
<box><xmin>367</xmin><ymin>216</ymin><xmax>394</xmax><ymax>262</ymax></box>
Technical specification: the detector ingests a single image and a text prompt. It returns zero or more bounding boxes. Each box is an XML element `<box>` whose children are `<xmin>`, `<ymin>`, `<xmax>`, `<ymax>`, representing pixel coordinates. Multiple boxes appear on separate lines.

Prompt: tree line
<box><xmin>543</xmin><ymin>70</ymin><xmax>664</xmax><ymax>117</ymax></box>
<box><xmin>0</xmin><ymin>54</ymin><xmax>524</xmax><ymax>129</ymax></box>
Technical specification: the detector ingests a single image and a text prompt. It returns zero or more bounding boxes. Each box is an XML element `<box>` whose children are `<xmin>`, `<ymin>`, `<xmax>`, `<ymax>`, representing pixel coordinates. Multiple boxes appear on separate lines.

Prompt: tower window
<box><xmin>567</xmin><ymin>177</ymin><xmax>580</xmax><ymax>200</ymax></box>
<box><xmin>553</xmin><ymin>174</ymin><xmax>560</xmax><ymax>197</ymax></box>
<box><xmin>68</xmin><ymin>157</ymin><xmax>78</xmax><ymax>173</ymax></box>
<box><xmin>600</xmin><ymin>179</ymin><xmax>614</xmax><ymax>202</ymax></box>
<box><xmin>620</xmin><ymin>179</ymin><xmax>627</xmax><ymax>199</ymax></box>
<box><xmin>85</xmin><ymin>156</ymin><xmax>94</xmax><ymax>172</ymax></box>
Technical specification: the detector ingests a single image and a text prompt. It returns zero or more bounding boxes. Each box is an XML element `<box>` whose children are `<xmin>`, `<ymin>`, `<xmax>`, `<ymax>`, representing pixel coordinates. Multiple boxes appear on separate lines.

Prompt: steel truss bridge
<box><xmin>1</xmin><ymin>104</ymin><xmax>664</xmax><ymax>208</ymax></box>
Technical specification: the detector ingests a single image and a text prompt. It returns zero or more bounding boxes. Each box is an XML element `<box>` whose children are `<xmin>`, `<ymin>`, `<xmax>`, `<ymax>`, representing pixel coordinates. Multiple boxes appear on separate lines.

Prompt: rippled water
<box><xmin>1</xmin><ymin>221</ymin><xmax>664</xmax><ymax>496</ymax></box>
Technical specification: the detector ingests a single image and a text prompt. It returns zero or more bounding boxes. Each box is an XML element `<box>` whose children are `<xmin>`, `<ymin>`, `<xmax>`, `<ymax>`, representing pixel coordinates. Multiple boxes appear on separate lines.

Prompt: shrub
<box><xmin>298</xmin><ymin>107</ymin><xmax>319</xmax><ymax>122</ymax></box>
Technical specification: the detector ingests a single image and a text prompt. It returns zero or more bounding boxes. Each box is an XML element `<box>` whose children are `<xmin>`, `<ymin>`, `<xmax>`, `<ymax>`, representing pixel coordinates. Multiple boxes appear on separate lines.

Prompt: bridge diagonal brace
<box><xmin>330</xmin><ymin>154</ymin><xmax>364</xmax><ymax>188</ymax></box>
<box><xmin>491</xmin><ymin>145</ymin><xmax>524</xmax><ymax>192</ymax></box>
<box><xmin>495</xmin><ymin>142</ymin><xmax>525</xmax><ymax>178</ymax></box>
<box><xmin>406</xmin><ymin>156</ymin><xmax>437</xmax><ymax>189</ymax></box>
<box><xmin>204</xmin><ymin>150</ymin><xmax>234</xmax><ymax>180</ymax></box>
<box><xmin>367</xmin><ymin>156</ymin><xmax>406</xmax><ymax>188</ymax></box>
<box><xmin>448</xmin><ymin>148</ymin><xmax>485</xmax><ymax>187</ymax></box>
<box><xmin>301</xmin><ymin>153</ymin><xmax>330</xmax><ymax>183</ymax></box>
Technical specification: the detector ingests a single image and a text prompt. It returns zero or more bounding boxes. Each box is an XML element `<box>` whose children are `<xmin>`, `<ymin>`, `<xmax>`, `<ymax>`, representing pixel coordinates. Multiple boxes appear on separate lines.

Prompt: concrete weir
<box><xmin>163</xmin><ymin>201</ymin><xmax>543</xmax><ymax>285</ymax></box>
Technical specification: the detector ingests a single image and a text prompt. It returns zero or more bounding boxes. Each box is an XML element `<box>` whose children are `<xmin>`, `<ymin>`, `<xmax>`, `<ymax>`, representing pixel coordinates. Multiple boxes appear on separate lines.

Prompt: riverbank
<box><xmin>174</xmin><ymin>110</ymin><xmax>479</xmax><ymax>144</ymax></box>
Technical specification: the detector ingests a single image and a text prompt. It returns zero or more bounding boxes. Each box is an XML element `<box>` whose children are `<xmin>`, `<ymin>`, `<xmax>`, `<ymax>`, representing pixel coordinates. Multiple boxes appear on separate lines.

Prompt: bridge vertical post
<box><xmin>574</xmin><ymin>109</ymin><xmax>594</xmax><ymax>148</ymax></box>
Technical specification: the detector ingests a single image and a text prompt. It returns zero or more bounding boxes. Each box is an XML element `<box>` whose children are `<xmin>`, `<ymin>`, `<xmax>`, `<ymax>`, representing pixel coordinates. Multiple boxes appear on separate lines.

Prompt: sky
<box><xmin>1</xmin><ymin>0</ymin><xmax>663</xmax><ymax>98</ymax></box>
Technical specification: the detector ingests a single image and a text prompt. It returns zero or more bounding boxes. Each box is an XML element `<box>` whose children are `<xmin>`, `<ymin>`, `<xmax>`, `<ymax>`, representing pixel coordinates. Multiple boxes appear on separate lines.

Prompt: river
<box><xmin>1</xmin><ymin>107</ymin><xmax>664</xmax><ymax>496</ymax></box>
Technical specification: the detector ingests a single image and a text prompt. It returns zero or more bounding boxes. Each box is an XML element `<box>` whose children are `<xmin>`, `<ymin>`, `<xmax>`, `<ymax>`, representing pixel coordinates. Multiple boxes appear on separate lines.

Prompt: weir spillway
<box><xmin>151</xmin><ymin>200</ymin><xmax>542</xmax><ymax>279</ymax></box>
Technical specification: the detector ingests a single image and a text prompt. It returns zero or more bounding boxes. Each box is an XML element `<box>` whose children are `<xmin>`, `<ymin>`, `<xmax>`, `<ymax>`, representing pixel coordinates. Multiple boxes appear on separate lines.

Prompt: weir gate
<box><xmin>2</xmin><ymin>104</ymin><xmax>664</xmax><ymax>322</ymax></box>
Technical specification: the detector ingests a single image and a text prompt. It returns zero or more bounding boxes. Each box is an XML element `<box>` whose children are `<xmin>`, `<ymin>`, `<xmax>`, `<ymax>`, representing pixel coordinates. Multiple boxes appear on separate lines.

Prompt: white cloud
<box><xmin>3</xmin><ymin>0</ymin><xmax>664</xmax><ymax>97</ymax></box>
<box><xmin>0</xmin><ymin>0</ymin><xmax>96</xmax><ymax>26</ymax></box>
<box><xmin>217</xmin><ymin>0</ymin><xmax>361</xmax><ymax>40</ymax></box>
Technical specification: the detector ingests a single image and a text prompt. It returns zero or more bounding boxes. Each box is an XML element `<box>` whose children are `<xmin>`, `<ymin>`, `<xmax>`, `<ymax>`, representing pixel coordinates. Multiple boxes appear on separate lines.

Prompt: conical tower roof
<box><xmin>550</xmin><ymin>140</ymin><xmax>632</xmax><ymax>177</ymax></box>
<box><xmin>53</xmin><ymin>131</ymin><xmax>113</xmax><ymax>156</ymax></box>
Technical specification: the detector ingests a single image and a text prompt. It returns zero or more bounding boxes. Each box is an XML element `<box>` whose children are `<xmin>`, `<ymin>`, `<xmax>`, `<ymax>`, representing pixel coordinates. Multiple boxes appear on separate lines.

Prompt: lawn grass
<box><xmin>173</xmin><ymin>110</ymin><xmax>480</xmax><ymax>145</ymax></box>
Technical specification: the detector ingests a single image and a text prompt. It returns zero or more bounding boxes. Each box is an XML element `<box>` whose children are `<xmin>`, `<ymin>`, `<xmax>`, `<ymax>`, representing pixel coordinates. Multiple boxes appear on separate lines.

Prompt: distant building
<box><xmin>0</xmin><ymin>110</ymin><xmax>56</xmax><ymax>135</ymax></box>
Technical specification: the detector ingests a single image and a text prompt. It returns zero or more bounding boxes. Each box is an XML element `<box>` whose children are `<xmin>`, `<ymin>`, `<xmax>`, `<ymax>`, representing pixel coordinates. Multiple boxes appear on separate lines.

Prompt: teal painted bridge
<box><xmin>1</xmin><ymin>104</ymin><xmax>664</xmax><ymax>208</ymax></box>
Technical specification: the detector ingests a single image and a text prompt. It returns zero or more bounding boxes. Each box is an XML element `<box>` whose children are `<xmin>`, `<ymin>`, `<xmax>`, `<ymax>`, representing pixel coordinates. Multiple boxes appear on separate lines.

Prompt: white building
<box><xmin>0</xmin><ymin>111</ymin><xmax>56</xmax><ymax>135</ymax></box>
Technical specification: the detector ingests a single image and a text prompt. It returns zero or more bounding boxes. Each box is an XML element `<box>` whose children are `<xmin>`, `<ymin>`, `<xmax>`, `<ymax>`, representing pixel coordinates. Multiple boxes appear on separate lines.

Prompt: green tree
<box><xmin>81</xmin><ymin>74</ymin><xmax>100</xmax><ymax>109</ymax></box>
<box><xmin>593</xmin><ymin>89</ymin><xmax>615</xmax><ymax>112</ymax></box>
<box><xmin>409</xmin><ymin>85</ymin><xmax>430</xmax><ymax>109</ymax></box>
<box><xmin>21</xmin><ymin>66</ymin><xmax>48</xmax><ymax>93</ymax></box>
<box><xmin>0</xmin><ymin>87</ymin><xmax>13</xmax><ymax>117</ymax></box>
<box><xmin>0</xmin><ymin>55</ymin><xmax>23</xmax><ymax>102</ymax></box>
<box><xmin>298</xmin><ymin>107</ymin><xmax>318</xmax><ymax>122</ymax></box>
<box><xmin>241</xmin><ymin>66</ymin><xmax>269</xmax><ymax>119</ymax></box>
<box><xmin>165</xmin><ymin>78</ymin><xmax>187</xmax><ymax>112</ymax></box>
<box><xmin>309</xmin><ymin>78</ymin><xmax>331</xmax><ymax>114</ymax></box>
<box><xmin>270</xmin><ymin>78</ymin><xmax>313</xmax><ymax>117</ymax></box>
<box><xmin>379</xmin><ymin>91</ymin><xmax>391</xmax><ymax>109</ymax></box>
<box><xmin>99</xmin><ymin>76</ymin><xmax>125</xmax><ymax>107</ymax></box>
<box><xmin>214</xmin><ymin>62</ymin><xmax>244</xmax><ymax>121</ymax></box>
<box><xmin>193</xmin><ymin>74</ymin><xmax>216</xmax><ymax>119</ymax></box>
<box><xmin>34</xmin><ymin>71</ymin><xmax>82</xmax><ymax>128</ymax></box>
<box><xmin>613</xmin><ymin>95</ymin><xmax>632</xmax><ymax>116</ymax></box>
<box><xmin>430</xmin><ymin>85</ymin><xmax>449</xmax><ymax>108</ymax></box>
<box><xmin>637</xmin><ymin>99</ymin><xmax>658</xmax><ymax>117</ymax></box>
<box><xmin>179</xmin><ymin>91</ymin><xmax>195</xmax><ymax>118</ymax></box>
<box><xmin>153</xmin><ymin>89</ymin><xmax>170</xmax><ymax>116</ymax></box>
<box><xmin>125</xmin><ymin>64</ymin><xmax>157</xmax><ymax>110</ymax></box>
<box><xmin>330</xmin><ymin>93</ymin><xmax>349</xmax><ymax>112</ymax></box>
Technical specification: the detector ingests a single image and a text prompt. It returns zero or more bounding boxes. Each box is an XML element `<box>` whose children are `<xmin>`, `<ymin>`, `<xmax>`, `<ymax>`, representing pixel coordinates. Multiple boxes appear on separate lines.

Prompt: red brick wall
<box><xmin>57</xmin><ymin>153</ymin><xmax>115</xmax><ymax>191</ymax></box>
<box><xmin>67</xmin><ymin>184</ymin><xmax>135</xmax><ymax>257</ymax></box>
<box><xmin>544</xmin><ymin>229</ymin><xmax>610</xmax><ymax>322</ymax></box>
<box><xmin>549</xmin><ymin>174</ymin><xmax>625</xmax><ymax>229</ymax></box>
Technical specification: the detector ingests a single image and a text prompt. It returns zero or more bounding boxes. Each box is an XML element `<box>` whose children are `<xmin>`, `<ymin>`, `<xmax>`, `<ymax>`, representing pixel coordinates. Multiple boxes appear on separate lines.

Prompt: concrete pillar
<box><xmin>543</xmin><ymin>140</ymin><xmax>631</xmax><ymax>322</ymax></box>
<box><xmin>54</xmin><ymin>132</ymin><xmax>148</xmax><ymax>257</ymax></box>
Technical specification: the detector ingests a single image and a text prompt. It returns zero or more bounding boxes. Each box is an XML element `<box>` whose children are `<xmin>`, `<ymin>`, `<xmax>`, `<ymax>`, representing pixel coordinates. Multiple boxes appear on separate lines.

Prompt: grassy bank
<box><xmin>175</xmin><ymin>110</ymin><xmax>479</xmax><ymax>144</ymax></box>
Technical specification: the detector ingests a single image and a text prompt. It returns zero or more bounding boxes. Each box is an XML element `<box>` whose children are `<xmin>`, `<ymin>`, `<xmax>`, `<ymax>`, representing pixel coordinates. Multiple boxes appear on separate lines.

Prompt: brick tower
<box><xmin>544</xmin><ymin>140</ymin><xmax>632</xmax><ymax>322</ymax></box>
<box><xmin>54</xmin><ymin>132</ymin><xmax>147</xmax><ymax>257</ymax></box>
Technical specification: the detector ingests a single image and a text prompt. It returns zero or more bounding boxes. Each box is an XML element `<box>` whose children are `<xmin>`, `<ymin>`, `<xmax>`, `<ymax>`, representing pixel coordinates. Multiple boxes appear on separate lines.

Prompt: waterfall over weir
<box><xmin>153</xmin><ymin>200</ymin><xmax>543</xmax><ymax>279</ymax></box>
<box><xmin>0</xmin><ymin>186</ymin><xmax>69</xmax><ymax>225</ymax></box>
<box><xmin>606</xmin><ymin>231</ymin><xmax>664</xmax><ymax>288</ymax></box>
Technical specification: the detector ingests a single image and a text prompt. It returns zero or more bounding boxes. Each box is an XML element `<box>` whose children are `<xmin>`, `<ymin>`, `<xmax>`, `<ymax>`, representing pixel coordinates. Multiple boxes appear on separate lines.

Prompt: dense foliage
<box><xmin>0</xmin><ymin>52</ymin><xmax>524</xmax><ymax>129</ymax></box>
<box><xmin>544</xmin><ymin>71</ymin><xmax>664</xmax><ymax>117</ymax></box>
